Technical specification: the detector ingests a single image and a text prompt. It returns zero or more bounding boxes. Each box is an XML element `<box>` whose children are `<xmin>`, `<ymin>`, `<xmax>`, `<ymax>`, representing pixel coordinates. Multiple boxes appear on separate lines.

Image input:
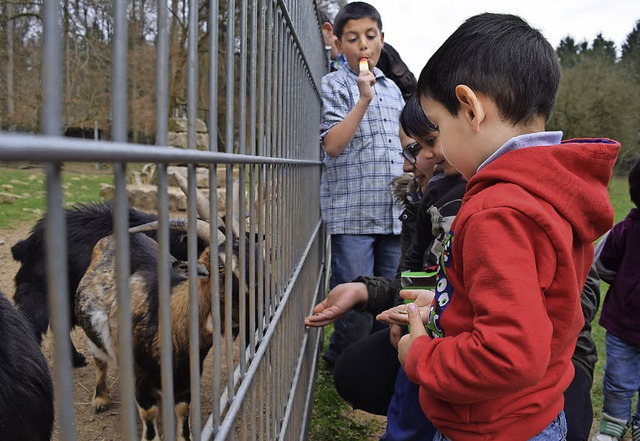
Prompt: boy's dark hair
<box><xmin>319</xmin><ymin>11</ymin><xmax>331</xmax><ymax>26</ymax></box>
<box><xmin>333</xmin><ymin>2</ymin><xmax>382</xmax><ymax>41</ymax></box>
<box><xmin>629</xmin><ymin>157</ymin><xmax>640</xmax><ymax>208</ymax></box>
<box><xmin>400</xmin><ymin>95</ymin><xmax>437</xmax><ymax>138</ymax></box>
<box><xmin>417</xmin><ymin>13</ymin><xmax>560</xmax><ymax>125</ymax></box>
<box><xmin>378</xmin><ymin>43</ymin><xmax>417</xmax><ymax>101</ymax></box>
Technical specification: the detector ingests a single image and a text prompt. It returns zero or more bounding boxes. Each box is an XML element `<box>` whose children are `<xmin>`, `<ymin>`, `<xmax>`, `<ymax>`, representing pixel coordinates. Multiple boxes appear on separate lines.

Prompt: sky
<box><xmin>363</xmin><ymin>0</ymin><xmax>640</xmax><ymax>78</ymax></box>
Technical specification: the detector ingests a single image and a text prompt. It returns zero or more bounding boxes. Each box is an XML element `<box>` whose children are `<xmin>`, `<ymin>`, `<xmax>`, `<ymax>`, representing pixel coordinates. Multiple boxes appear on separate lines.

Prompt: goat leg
<box><xmin>137</xmin><ymin>404</ymin><xmax>160</xmax><ymax>441</ymax></box>
<box><xmin>70</xmin><ymin>338</ymin><xmax>87</xmax><ymax>367</ymax></box>
<box><xmin>92</xmin><ymin>357</ymin><xmax>110</xmax><ymax>412</ymax></box>
<box><xmin>175</xmin><ymin>401</ymin><xmax>191</xmax><ymax>441</ymax></box>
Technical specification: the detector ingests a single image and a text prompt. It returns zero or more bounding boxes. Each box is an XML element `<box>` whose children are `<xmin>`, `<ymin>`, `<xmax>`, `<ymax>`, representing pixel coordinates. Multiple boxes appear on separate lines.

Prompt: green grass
<box><xmin>0</xmin><ymin>163</ymin><xmax>113</xmax><ymax>229</ymax></box>
<box><xmin>307</xmin><ymin>324</ymin><xmax>384</xmax><ymax>441</ymax></box>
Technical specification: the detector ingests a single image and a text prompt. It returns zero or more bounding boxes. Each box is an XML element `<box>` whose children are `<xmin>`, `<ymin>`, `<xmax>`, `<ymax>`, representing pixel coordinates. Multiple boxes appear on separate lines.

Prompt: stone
<box><xmin>0</xmin><ymin>192</ymin><xmax>19</xmax><ymax>204</ymax></box>
<box><xmin>168</xmin><ymin>117</ymin><xmax>208</xmax><ymax>134</ymax></box>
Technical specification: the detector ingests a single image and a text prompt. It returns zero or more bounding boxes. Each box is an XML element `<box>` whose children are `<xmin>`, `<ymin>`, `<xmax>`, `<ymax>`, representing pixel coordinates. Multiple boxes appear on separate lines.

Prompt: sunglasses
<box><xmin>400</xmin><ymin>142</ymin><xmax>421</xmax><ymax>164</ymax></box>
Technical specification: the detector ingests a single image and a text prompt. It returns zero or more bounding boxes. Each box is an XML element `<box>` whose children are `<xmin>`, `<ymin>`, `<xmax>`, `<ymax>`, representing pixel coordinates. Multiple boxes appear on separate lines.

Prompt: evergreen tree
<box><xmin>621</xmin><ymin>20</ymin><xmax>640</xmax><ymax>81</ymax></box>
<box><xmin>587</xmin><ymin>33</ymin><xmax>617</xmax><ymax>64</ymax></box>
<box><xmin>557</xmin><ymin>36</ymin><xmax>582</xmax><ymax>68</ymax></box>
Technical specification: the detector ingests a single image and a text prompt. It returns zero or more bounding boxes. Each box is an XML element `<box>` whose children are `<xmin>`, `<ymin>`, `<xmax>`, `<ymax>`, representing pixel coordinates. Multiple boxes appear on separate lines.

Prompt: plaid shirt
<box><xmin>320</xmin><ymin>64</ymin><xmax>404</xmax><ymax>235</ymax></box>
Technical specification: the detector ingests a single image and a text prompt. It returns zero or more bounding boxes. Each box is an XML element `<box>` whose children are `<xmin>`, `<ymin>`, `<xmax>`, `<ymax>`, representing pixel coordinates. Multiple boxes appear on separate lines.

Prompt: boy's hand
<box><xmin>398</xmin><ymin>302</ymin><xmax>428</xmax><ymax>368</ymax></box>
<box><xmin>389</xmin><ymin>324</ymin><xmax>403</xmax><ymax>349</ymax></box>
<box><xmin>304</xmin><ymin>282</ymin><xmax>368</xmax><ymax>327</ymax></box>
<box><xmin>376</xmin><ymin>289</ymin><xmax>434</xmax><ymax>325</ymax></box>
<box><xmin>357</xmin><ymin>57</ymin><xmax>375</xmax><ymax>102</ymax></box>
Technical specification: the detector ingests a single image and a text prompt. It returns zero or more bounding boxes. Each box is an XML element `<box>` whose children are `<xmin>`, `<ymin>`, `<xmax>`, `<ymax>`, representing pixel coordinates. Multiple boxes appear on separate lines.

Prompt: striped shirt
<box><xmin>320</xmin><ymin>64</ymin><xmax>404</xmax><ymax>235</ymax></box>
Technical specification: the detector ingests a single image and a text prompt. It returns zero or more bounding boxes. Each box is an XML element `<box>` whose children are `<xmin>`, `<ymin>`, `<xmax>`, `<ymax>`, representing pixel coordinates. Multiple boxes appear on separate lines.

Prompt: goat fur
<box><xmin>0</xmin><ymin>290</ymin><xmax>54</xmax><ymax>441</ymax></box>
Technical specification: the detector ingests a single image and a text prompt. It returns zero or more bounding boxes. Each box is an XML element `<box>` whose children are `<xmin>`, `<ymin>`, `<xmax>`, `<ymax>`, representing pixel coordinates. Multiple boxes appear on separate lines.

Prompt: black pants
<box><xmin>333</xmin><ymin>327</ymin><xmax>399</xmax><ymax>416</ymax></box>
<box><xmin>565</xmin><ymin>363</ymin><xmax>594</xmax><ymax>441</ymax></box>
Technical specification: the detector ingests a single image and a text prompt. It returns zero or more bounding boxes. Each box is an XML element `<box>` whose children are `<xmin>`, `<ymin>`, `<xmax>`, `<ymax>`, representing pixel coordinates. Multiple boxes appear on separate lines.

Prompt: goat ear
<box><xmin>171</xmin><ymin>261</ymin><xmax>210</xmax><ymax>278</ymax></box>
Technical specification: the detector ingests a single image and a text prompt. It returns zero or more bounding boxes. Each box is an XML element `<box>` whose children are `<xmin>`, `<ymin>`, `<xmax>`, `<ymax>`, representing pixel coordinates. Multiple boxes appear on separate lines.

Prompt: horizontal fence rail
<box><xmin>0</xmin><ymin>0</ymin><xmax>329</xmax><ymax>440</ymax></box>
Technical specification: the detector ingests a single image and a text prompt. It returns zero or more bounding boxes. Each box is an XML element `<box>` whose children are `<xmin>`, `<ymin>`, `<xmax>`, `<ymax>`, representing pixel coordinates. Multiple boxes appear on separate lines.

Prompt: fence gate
<box><xmin>0</xmin><ymin>0</ymin><xmax>328</xmax><ymax>440</ymax></box>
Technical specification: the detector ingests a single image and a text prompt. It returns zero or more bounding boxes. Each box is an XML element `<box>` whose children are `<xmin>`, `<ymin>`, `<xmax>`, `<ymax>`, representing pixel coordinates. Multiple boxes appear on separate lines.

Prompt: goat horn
<box><xmin>129</xmin><ymin>219</ymin><xmax>225</xmax><ymax>246</ymax></box>
<box><xmin>171</xmin><ymin>172</ymin><xmax>211</xmax><ymax>222</ymax></box>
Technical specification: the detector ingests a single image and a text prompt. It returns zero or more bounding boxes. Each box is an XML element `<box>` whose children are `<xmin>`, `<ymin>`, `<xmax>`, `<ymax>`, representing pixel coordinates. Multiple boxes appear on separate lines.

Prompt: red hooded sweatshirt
<box><xmin>405</xmin><ymin>138</ymin><xmax>619</xmax><ymax>440</ymax></box>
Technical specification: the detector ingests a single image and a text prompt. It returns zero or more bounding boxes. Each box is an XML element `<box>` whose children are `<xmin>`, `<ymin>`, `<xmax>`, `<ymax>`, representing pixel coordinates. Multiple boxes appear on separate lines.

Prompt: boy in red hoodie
<box><xmin>398</xmin><ymin>13</ymin><xmax>620</xmax><ymax>440</ymax></box>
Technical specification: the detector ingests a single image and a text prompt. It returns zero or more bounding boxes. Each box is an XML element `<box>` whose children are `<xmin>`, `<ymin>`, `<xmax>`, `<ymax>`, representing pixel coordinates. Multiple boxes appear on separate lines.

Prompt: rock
<box><xmin>0</xmin><ymin>192</ymin><xmax>18</xmax><ymax>204</ymax></box>
<box><xmin>166</xmin><ymin>166</ymin><xmax>215</xmax><ymax>188</ymax></box>
<box><xmin>168</xmin><ymin>117</ymin><xmax>208</xmax><ymax>133</ymax></box>
<box><xmin>167</xmin><ymin>132</ymin><xmax>210</xmax><ymax>151</ymax></box>
<box><xmin>99</xmin><ymin>184</ymin><xmax>227</xmax><ymax>214</ymax></box>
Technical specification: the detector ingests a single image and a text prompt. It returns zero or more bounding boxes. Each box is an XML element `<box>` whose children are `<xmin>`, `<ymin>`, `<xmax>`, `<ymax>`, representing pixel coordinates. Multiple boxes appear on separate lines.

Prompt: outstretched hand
<box><xmin>398</xmin><ymin>302</ymin><xmax>428</xmax><ymax>368</ymax></box>
<box><xmin>304</xmin><ymin>282</ymin><xmax>368</xmax><ymax>327</ymax></box>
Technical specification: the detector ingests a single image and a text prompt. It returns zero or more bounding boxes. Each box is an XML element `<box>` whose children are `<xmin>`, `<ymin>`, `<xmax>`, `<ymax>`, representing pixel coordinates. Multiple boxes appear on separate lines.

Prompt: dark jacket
<box><xmin>356</xmin><ymin>173</ymin><xmax>467</xmax><ymax>315</ymax></box>
<box><xmin>597</xmin><ymin>207</ymin><xmax>640</xmax><ymax>348</ymax></box>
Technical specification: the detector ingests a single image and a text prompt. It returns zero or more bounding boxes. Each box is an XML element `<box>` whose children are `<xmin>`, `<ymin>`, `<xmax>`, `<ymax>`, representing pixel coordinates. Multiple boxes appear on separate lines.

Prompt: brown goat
<box><xmin>75</xmin><ymin>218</ymin><xmax>237</xmax><ymax>441</ymax></box>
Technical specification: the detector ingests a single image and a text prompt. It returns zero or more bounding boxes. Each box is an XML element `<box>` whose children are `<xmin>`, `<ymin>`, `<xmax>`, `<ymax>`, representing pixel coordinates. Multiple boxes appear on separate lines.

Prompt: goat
<box><xmin>10</xmin><ymin>202</ymin><xmax>206</xmax><ymax>367</ymax></box>
<box><xmin>0</xmin><ymin>290</ymin><xmax>54</xmax><ymax>441</ymax></box>
<box><xmin>75</xmin><ymin>212</ymin><xmax>248</xmax><ymax>440</ymax></box>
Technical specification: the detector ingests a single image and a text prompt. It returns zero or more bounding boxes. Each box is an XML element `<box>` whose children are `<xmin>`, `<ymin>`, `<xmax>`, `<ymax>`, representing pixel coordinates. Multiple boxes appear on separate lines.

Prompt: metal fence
<box><xmin>0</xmin><ymin>0</ymin><xmax>327</xmax><ymax>440</ymax></box>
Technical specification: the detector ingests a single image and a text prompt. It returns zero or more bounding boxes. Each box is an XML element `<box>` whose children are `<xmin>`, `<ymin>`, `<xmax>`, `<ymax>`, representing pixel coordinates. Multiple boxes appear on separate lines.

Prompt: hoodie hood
<box><xmin>390</xmin><ymin>173</ymin><xmax>421</xmax><ymax>209</ymax></box>
<box><xmin>466</xmin><ymin>138</ymin><xmax>620</xmax><ymax>243</ymax></box>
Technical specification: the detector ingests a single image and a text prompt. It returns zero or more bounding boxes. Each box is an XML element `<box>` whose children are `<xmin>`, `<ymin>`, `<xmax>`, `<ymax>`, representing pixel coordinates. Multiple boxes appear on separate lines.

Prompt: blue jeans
<box><xmin>325</xmin><ymin>234</ymin><xmax>401</xmax><ymax>364</ymax></box>
<box><xmin>432</xmin><ymin>412</ymin><xmax>567</xmax><ymax>441</ymax></box>
<box><xmin>381</xmin><ymin>367</ymin><xmax>436</xmax><ymax>441</ymax></box>
<box><xmin>601</xmin><ymin>332</ymin><xmax>640</xmax><ymax>423</ymax></box>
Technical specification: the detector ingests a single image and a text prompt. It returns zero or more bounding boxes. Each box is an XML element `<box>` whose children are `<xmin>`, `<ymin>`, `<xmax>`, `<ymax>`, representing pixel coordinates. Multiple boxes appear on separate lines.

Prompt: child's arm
<box><xmin>595</xmin><ymin>224</ymin><xmax>625</xmax><ymax>284</ymax></box>
<box><xmin>323</xmin><ymin>67</ymin><xmax>376</xmax><ymax>157</ymax></box>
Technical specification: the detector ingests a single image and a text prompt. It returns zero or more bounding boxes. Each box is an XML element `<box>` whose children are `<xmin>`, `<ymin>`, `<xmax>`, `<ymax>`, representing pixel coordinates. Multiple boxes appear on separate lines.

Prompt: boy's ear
<box><xmin>380</xmin><ymin>31</ymin><xmax>385</xmax><ymax>45</ymax></box>
<box><xmin>321</xmin><ymin>22</ymin><xmax>334</xmax><ymax>35</ymax></box>
<box><xmin>455</xmin><ymin>85</ymin><xmax>486</xmax><ymax>133</ymax></box>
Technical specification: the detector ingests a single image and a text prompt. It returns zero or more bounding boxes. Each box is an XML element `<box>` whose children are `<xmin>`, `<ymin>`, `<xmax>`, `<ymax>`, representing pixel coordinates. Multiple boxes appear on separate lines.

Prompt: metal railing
<box><xmin>0</xmin><ymin>0</ymin><xmax>327</xmax><ymax>440</ymax></box>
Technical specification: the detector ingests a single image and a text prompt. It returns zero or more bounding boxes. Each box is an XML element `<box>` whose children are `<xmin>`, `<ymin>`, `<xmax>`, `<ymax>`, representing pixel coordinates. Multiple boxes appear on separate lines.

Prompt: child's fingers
<box><xmin>399</xmin><ymin>289</ymin><xmax>419</xmax><ymax>301</ymax></box>
<box><xmin>407</xmin><ymin>302</ymin><xmax>427</xmax><ymax>338</ymax></box>
<box><xmin>401</xmin><ymin>289</ymin><xmax>435</xmax><ymax>307</ymax></box>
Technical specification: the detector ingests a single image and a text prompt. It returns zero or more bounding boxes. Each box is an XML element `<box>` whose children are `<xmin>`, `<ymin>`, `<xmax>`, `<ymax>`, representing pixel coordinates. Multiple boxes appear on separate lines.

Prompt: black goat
<box><xmin>0</xmin><ymin>290</ymin><xmax>54</xmax><ymax>441</ymax></box>
<box><xmin>11</xmin><ymin>202</ymin><xmax>206</xmax><ymax>367</ymax></box>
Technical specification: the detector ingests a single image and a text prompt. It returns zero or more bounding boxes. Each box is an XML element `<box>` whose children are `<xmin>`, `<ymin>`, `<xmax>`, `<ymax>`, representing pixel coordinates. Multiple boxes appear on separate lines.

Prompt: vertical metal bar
<box><xmin>112</xmin><ymin>0</ymin><xmax>128</xmax><ymax>143</ymax></box>
<box><xmin>248</xmin><ymin>0</ymin><xmax>264</xmax><ymax>422</ymax></box>
<box><xmin>113</xmin><ymin>162</ymin><xmax>137</xmax><ymax>441</ymax></box>
<box><xmin>224</xmin><ymin>0</ymin><xmax>236</xmax><ymax>407</ymax></box>
<box><xmin>155</xmin><ymin>1</ymin><xmax>176</xmax><ymax>439</ymax></box>
<box><xmin>256</xmin><ymin>0</ymin><xmax>267</xmax><ymax>346</ymax></box>
<box><xmin>42</xmin><ymin>0</ymin><xmax>61</xmax><ymax>135</ymax></box>
<box><xmin>238</xmin><ymin>0</ymin><xmax>249</xmax><ymax>378</ymax></box>
<box><xmin>44</xmin><ymin>169</ymin><xmax>76</xmax><ymax>441</ymax></box>
<box><xmin>187</xmin><ymin>164</ymin><xmax>201</xmax><ymax>440</ymax></box>
<box><xmin>112</xmin><ymin>0</ymin><xmax>137</xmax><ymax>438</ymax></box>
<box><xmin>186</xmin><ymin>0</ymin><xmax>202</xmax><ymax>438</ymax></box>
<box><xmin>208</xmin><ymin>0</ymin><xmax>222</xmax><ymax>434</ymax></box>
<box><xmin>247</xmin><ymin>13</ymin><xmax>259</xmax><ymax>441</ymax></box>
<box><xmin>157</xmin><ymin>0</ymin><xmax>169</xmax><ymax>147</ymax></box>
<box><xmin>41</xmin><ymin>3</ymin><xmax>76</xmax><ymax>437</ymax></box>
<box><xmin>248</xmin><ymin>0</ymin><xmax>259</xmax><ymax>383</ymax></box>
